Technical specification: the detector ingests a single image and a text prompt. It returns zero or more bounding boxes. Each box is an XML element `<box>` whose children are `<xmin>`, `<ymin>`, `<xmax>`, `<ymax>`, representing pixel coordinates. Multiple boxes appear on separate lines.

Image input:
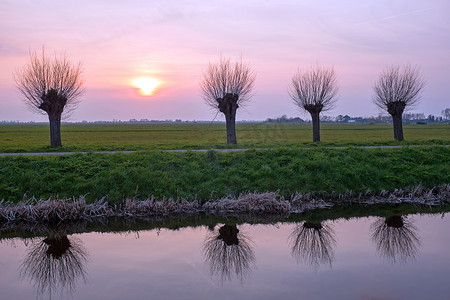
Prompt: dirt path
<box><xmin>0</xmin><ymin>145</ymin><xmax>447</xmax><ymax>157</ymax></box>
<box><xmin>0</xmin><ymin>150</ymin><xmax>137</xmax><ymax>157</ymax></box>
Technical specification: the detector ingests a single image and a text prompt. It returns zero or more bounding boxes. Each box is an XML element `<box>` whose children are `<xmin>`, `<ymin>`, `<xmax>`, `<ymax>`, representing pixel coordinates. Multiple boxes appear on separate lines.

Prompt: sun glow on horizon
<box><xmin>133</xmin><ymin>77</ymin><xmax>162</xmax><ymax>96</ymax></box>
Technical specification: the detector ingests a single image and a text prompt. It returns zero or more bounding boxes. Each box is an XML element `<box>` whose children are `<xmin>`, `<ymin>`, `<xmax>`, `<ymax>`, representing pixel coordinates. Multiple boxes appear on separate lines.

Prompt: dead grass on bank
<box><xmin>0</xmin><ymin>185</ymin><xmax>448</xmax><ymax>224</ymax></box>
<box><xmin>290</xmin><ymin>184</ymin><xmax>450</xmax><ymax>212</ymax></box>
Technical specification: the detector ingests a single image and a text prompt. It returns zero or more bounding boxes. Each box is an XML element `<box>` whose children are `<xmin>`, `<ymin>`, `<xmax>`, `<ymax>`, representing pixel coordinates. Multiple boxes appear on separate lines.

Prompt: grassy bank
<box><xmin>0</xmin><ymin>123</ymin><xmax>448</xmax><ymax>152</ymax></box>
<box><xmin>0</xmin><ymin>147</ymin><xmax>448</xmax><ymax>203</ymax></box>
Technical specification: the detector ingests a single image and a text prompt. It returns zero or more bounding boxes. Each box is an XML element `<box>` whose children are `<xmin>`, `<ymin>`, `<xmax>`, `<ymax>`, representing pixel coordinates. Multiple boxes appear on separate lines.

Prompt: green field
<box><xmin>0</xmin><ymin>123</ymin><xmax>448</xmax><ymax>152</ymax></box>
<box><xmin>0</xmin><ymin>123</ymin><xmax>448</xmax><ymax>204</ymax></box>
<box><xmin>0</xmin><ymin>147</ymin><xmax>449</xmax><ymax>203</ymax></box>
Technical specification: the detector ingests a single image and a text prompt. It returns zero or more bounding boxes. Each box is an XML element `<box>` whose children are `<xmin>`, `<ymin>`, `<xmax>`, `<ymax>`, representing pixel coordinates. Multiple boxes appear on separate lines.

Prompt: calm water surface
<box><xmin>1</xmin><ymin>213</ymin><xmax>449</xmax><ymax>300</ymax></box>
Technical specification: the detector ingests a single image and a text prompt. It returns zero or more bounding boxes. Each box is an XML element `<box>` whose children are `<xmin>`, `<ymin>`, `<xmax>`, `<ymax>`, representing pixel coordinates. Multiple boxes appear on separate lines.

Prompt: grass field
<box><xmin>0</xmin><ymin>123</ymin><xmax>448</xmax><ymax>152</ymax></box>
<box><xmin>0</xmin><ymin>123</ymin><xmax>448</xmax><ymax>204</ymax></box>
<box><xmin>0</xmin><ymin>147</ymin><xmax>448</xmax><ymax>203</ymax></box>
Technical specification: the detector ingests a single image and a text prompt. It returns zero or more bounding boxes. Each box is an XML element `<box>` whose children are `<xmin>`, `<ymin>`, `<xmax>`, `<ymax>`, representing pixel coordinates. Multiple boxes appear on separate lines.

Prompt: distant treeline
<box><xmin>265</xmin><ymin>112</ymin><xmax>450</xmax><ymax>124</ymax></box>
<box><xmin>1</xmin><ymin>112</ymin><xmax>449</xmax><ymax>125</ymax></box>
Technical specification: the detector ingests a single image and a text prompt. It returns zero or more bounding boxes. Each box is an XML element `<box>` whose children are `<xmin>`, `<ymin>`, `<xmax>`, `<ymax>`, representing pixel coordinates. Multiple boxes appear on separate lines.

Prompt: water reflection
<box><xmin>202</xmin><ymin>224</ymin><xmax>255</xmax><ymax>282</ymax></box>
<box><xmin>371</xmin><ymin>215</ymin><xmax>421</xmax><ymax>263</ymax></box>
<box><xmin>289</xmin><ymin>221</ymin><xmax>336</xmax><ymax>268</ymax></box>
<box><xmin>20</xmin><ymin>234</ymin><xmax>88</xmax><ymax>298</ymax></box>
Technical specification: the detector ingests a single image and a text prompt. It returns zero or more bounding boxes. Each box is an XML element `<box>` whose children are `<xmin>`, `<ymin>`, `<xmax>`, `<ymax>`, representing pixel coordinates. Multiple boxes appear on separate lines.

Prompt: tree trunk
<box><xmin>391</xmin><ymin>113</ymin><xmax>404</xmax><ymax>141</ymax></box>
<box><xmin>310</xmin><ymin>111</ymin><xmax>321</xmax><ymax>142</ymax></box>
<box><xmin>218</xmin><ymin>225</ymin><xmax>239</xmax><ymax>246</ymax></box>
<box><xmin>305</xmin><ymin>104</ymin><xmax>323</xmax><ymax>143</ymax></box>
<box><xmin>385</xmin><ymin>216</ymin><xmax>404</xmax><ymax>228</ymax></box>
<box><xmin>218</xmin><ymin>93</ymin><xmax>239</xmax><ymax>144</ymax></box>
<box><xmin>225</xmin><ymin>112</ymin><xmax>237</xmax><ymax>144</ymax></box>
<box><xmin>387</xmin><ymin>101</ymin><xmax>406</xmax><ymax>141</ymax></box>
<box><xmin>39</xmin><ymin>89</ymin><xmax>67</xmax><ymax>147</ymax></box>
<box><xmin>48</xmin><ymin>113</ymin><xmax>62</xmax><ymax>147</ymax></box>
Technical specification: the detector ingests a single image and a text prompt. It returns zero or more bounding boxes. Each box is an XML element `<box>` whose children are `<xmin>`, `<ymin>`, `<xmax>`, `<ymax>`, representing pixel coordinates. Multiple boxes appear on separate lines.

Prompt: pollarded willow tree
<box><xmin>289</xmin><ymin>221</ymin><xmax>336</xmax><ymax>268</ymax></box>
<box><xmin>373</xmin><ymin>65</ymin><xmax>425</xmax><ymax>141</ymax></box>
<box><xmin>200</xmin><ymin>56</ymin><xmax>256</xmax><ymax>144</ymax></box>
<box><xmin>371</xmin><ymin>215</ymin><xmax>421</xmax><ymax>263</ymax></box>
<box><xmin>289</xmin><ymin>65</ymin><xmax>338</xmax><ymax>142</ymax></box>
<box><xmin>14</xmin><ymin>49</ymin><xmax>84</xmax><ymax>147</ymax></box>
<box><xmin>21</xmin><ymin>235</ymin><xmax>88</xmax><ymax>296</ymax></box>
<box><xmin>202</xmin><ymin>224</ymin><xmax>255</xmax><ymax>282</ymax></box>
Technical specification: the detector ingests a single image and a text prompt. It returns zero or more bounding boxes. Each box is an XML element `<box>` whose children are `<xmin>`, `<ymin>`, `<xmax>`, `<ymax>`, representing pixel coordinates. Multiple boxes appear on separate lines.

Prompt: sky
<box><xmin>0</xmin><ymin>0</ymin><xmax>449</xmax><ymax>122</ymax></box>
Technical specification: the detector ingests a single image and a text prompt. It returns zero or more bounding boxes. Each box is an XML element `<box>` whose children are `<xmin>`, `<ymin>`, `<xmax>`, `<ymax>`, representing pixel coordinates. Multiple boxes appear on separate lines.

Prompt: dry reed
<box><xmin>0</xmin><ymin>185</ymin><xmax>448</xmax><ymax>224</ymax></box>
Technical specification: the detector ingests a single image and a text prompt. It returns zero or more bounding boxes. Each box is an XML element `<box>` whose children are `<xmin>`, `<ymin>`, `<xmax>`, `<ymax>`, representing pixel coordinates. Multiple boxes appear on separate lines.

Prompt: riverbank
<box><xmin>0</xmin><ymin>147</ymin><xmax>448</xmax><ymax>203</ymax></box>
<box><xmin>1</xmin><ymin>185</ymin><xmax>449</xmax><ymax>225</ymax></box>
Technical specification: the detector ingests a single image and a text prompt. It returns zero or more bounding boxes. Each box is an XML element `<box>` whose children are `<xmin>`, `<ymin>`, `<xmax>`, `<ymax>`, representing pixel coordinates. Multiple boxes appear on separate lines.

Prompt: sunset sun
<box><xmin>133</xmin><ymin>77</ymin><xmax>162</xmax><ymax>96</ymax></box>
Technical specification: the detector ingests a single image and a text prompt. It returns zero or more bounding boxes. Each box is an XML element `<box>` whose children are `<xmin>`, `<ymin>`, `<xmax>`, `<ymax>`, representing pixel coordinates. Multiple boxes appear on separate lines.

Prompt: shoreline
<box><xmin>1</xmin><ymin>185</ymin><xmax>448</xmax><ymax>225</ymax></box>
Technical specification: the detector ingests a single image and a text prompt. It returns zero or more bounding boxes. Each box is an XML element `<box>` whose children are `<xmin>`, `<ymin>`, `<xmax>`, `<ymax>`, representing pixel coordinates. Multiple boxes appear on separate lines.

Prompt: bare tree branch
<box><xmin>14</xmin><ymin>48</ymin><xmax>84</xmax><ymax>118</ymax></box>
<box><xmin>289</xmin><ymin>64</ymin><xmax>338</xmax><ymax>113</ymax></box>
<box><xmin>200</xmin><ymin>56</ymin><xmax>255</xmax><ymax>110</ymax></box>
<box><xmin>373</xmin><ymin>64</ymin><xmax>424</xmax><ymax>111</ymax></box>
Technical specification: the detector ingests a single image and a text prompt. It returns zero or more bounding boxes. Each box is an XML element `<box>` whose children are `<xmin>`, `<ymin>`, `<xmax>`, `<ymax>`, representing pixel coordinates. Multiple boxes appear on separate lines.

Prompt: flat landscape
<box><xmin>2</xmin><ymin>2</ymin><xmax>450</xmax><ymax>299</ymax></box>
<box><xmin>0</xmin><ymin>123</ymin><xmax>448</xmax><ymax>152</ymax></box>
<box><xmin>0</xmin><ymin>123</ymin><xmax>448</xmax><ymax>204</ymax></box>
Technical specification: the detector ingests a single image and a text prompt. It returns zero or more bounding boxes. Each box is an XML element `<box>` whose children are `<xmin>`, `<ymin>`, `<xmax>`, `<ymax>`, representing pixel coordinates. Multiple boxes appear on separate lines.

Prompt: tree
<box><xmin>202</xmin><ymin>224</ymin><xmax>255</xmax><ymax>282</ymax></box>
<box><xmin>289</xmin><ymin>65</ymin><xmax>338</xmax><ymax>142</ymax></box>
<box><xmin>442</xmin><ymin>108</ymin><xmax>450</xmax><ymax>120</ymax></box>
<box><xmin>373</xmin><ymin>65</ymin><xmax>425</xmax><ymax>141</ymax></box>
<box><xmin>371</xmin><ymin>215</ymin><xmax>421</xmax><ymax>263</ymax></box>
<box><xmin>14</xmin><ymin>49</ymin><xmax>83</xmax><ymax>147</ymax></box>
<box><xmin>21</xmin><ymin>234</ymin><xmax>87</xmax><ymax>296</ymax></box>
<box><xmin>289</xmin><ymin>221</ymin><xmax>336</xmax><ymax>268</ymax></box>
<box><xmin>200</xmin><ymin>56</ymin><xmax>255</xmax><ymax>144</ymax></box>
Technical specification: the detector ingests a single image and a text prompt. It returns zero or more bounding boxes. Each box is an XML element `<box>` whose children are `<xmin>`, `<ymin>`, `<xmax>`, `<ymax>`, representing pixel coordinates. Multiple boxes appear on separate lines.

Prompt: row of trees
<box><xmin>201</xmin><ymin>57</ymin><xmax>425</xmax><ymax>143</ymax></box>
<box><xmin>15</xmin><ymin>50</ymin><xmax>426</xmax><ymax>147</ymax></box>
<box><xmin>19</xmin><ymin>215</ymin><xmax>419</xmax><ymax>295</ymax></box>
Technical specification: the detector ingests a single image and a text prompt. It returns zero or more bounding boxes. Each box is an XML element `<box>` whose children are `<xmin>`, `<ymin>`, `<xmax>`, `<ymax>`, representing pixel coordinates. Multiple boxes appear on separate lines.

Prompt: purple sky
<box><xmin>0</xmin><ymin>0</ymin><xmax>449</xmax><ymax>122</ymax></box>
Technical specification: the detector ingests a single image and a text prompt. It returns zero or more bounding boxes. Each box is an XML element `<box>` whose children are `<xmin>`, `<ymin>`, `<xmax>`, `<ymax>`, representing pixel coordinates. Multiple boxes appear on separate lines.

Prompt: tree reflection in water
<box><xmin>289</xmin><ymin>221</ymin><xmax>336</xmax><ymax>268</ymax></box>
<box><xmin>371</xmin><ymin>215</ymin><xmax>421</xmax><ymax>263</ymax></box>
<box><xmin>203</xmin><ymin>224</ymin><xmax>255</xmax><ymax>282</ymax></box>
<box><xmin>20</xmin><ymin>234</ymin><xmax>88</xmax><ymax>298</ymax></box>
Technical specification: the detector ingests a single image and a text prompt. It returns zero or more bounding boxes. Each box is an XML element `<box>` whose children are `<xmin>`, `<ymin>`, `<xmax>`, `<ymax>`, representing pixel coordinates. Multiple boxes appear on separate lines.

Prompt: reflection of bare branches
<box><xmin>203</xmin><ymin>225</ymin><xmax>255</xmax><ymax>282</ymax></box>
<box><xmin>289</xmin><ymin>221</ymin><xmax>336</xmax><ymax>268</ymax></box>
<box><xmin>20</xmin><ymin>234</ymin><xmax>88</xmax><ymax>298</ymax></box>
<box><xmin>371</xmin><ymin>215</ymin><xmax>421</xmax><ymax>264</ymax></box>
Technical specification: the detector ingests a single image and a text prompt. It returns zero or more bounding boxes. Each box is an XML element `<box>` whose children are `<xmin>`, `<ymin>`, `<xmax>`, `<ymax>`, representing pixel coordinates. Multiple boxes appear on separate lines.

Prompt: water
<box><xmin>1</xmin><ymin>213</ymin><xmax>449</xmax><ymax>300</ymax></box>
